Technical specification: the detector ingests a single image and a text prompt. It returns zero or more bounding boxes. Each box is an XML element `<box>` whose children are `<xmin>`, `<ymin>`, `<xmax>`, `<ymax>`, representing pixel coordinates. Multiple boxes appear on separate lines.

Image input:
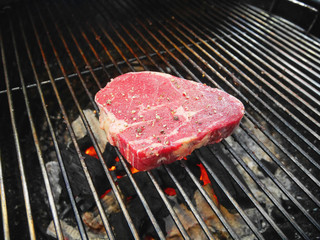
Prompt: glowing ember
<box><xmin>197</xmin><ymin>163</ymin><xmax>219</xmax><ymax>205</ymax></box>
<box><xmin>107</xmin><ymin>156</ymin><xmax>140</xmax><ymax>180</ymax></box>
<box><xmin>197</xmin><ymin>163</ymin><xmax>211</xmax><ymax>186</ymax></box>
<box><xmin>100</xmin><ymin>189</ymin><xmax>112</xmax><ymax>199</ymax></box>
<box><xmin>130</xmin><ymin>166</ymin><xmax>140</xmax><ymax>174</ymax></box>
<box><xmin>109</xmin><ymin>166</ymin><xmax>116</xmax><ymax>171</ymax></box>
<box><xmin>85</xmin><ymin>146</ymin><xmax>98</xmax><ymax>159</ymax></box>
<box><xmin>164</xmin><ymin>187</ymin><xmax>176</xmax><ymax>196</ymax></box>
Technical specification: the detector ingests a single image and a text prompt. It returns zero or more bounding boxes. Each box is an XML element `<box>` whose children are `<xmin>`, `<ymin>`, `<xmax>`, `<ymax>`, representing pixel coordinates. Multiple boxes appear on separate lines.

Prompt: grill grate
<box><xmin>0</xmin><ymin>0</ymin><xmax>319</xmax><ymax>239</ymax></box>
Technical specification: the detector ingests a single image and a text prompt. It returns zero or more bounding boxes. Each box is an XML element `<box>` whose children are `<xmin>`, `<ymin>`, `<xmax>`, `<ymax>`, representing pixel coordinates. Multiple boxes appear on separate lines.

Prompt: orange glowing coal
<box><xmin>164</xmin><ymin>187</ymin><xmax>177</xmax><ymax>196</ymax></box>
<box><xmin>100</xmin><ymin>156</ymin><xmax>140</xmax><ymax>198</ymax></box>
<box><xmin>100</xmin><ymin>189</ymin><xmax>112</xmax><ymax>199</ymax></box>
<box><xmin>87</xmin><ymin>148</ymin><xmax>217</xmax><ymax>203</ymax></box>
<box><xmin>197</xmin><ymin>163</ymin><xmax>219</xmax><ymax>205</ymax></box>
<box><xmin>85</xmin><ymin>146</ymin><xmax>98</xmax><ymax>159</ymax></box>
<box><xmin>197</xmin><ymin>163</ymin><xmax>211</xmax><ymax>186</ymax></box>
<box><xmin>130</xmin><ymin>166</ymin><xmax>140</xmax><ymax>174</ymax></box>
<box><xmin>109</xmin><ymin>166</ymin><xmax>116</xmax><ymax>171</ymax></box>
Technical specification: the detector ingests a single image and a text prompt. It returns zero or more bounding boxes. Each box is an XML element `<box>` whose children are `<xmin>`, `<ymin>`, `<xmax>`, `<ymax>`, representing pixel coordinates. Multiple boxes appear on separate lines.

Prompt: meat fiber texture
<box><xmin>95</xmin><ymin>72</ymin><xmax>244</xmax><ymax>171</ymax></box>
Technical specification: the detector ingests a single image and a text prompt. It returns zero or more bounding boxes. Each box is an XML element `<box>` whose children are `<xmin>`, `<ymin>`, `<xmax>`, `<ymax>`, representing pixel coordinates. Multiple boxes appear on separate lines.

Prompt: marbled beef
<box><xmin>95</xmin><ymin>72</ymin><xmax>244</xmax><ymax>171</ymax></box>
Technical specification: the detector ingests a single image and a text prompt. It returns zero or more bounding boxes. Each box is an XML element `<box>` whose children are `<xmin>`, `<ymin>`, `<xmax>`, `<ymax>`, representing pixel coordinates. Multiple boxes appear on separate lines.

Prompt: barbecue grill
<box><xmin>0</xmin><ymin>0</ymin><xmax>319</xmax><ymax>239</ymax></box>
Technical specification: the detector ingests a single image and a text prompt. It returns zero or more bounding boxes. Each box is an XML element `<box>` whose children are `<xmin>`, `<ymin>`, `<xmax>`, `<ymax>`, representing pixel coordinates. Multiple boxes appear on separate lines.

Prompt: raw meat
<box><xmin>95</xmin><ymin>72</ymin><xmax>244</xmax><ymax>171</ymax></box>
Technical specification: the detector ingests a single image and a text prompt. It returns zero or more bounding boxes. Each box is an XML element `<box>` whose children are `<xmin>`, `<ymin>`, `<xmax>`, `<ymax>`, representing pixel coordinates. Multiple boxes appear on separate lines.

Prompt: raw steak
<box><xmin>95</xmin><ymin>72</ymin><xmax>244</xmax><ymax>171</ymax></box>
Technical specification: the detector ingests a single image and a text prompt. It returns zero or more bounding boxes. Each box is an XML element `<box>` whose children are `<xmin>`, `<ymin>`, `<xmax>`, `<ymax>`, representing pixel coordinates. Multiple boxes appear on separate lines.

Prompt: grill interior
<box><xmin>0</xmin><ymin>0</ymin><xmax>320</xmax><ymax>239</ymax></box>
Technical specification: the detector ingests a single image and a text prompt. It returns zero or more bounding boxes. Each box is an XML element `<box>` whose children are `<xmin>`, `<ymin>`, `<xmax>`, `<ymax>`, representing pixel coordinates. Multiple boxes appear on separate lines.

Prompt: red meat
<box><xmin>95</xmin><ymin>72</ymin><xmax>244</xmax><ymax>171</ymax></box>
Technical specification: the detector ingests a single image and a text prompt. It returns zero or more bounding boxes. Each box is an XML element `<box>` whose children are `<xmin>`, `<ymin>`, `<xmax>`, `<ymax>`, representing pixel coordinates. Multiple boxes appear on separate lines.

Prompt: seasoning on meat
<box><xmin>95</xmin><ymin>71</ymin><xmax>244</xmax><ymax>171</ymax></box>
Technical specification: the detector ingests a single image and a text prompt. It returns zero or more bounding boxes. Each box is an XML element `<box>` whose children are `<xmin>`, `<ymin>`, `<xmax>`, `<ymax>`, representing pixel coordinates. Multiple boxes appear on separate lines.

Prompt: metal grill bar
<box><xmin>226</xmin><ymin>2</ymin><xmax>320</xmax><ymax>71</ymax></box>
<box><xmin>214</xmin><ymin>3</ymin><xmax>320</xmax><ymax>91</ymax></box>
<box><xmin>147</xmin><ymin>170</ymin><xmax>191</xmax><ymax>239</ymax></box>
<box><xmin>9</xmin><ymin>16</ymin><xmax>64</xmax><ymax>240</ymax></box>
<box><xmin>196</xmin><ymin>151</ymin><xmax>265</xmax><ymax>239</ymax></box>
<box><xmin>18</xmin><ymin>6</ymin><xmax>89</xmax><ymax>240</ymax></box>
<box><xmin>165</xmin><ymin>165</ymin><xmax>216</xmax><ymax>239</ymax></box>
<box><xmin>63</xmin><ymin>0</ymin><xmax>320</xmax><ymax>236</ymax></box>
<box><xmin>0</xmin><ymin>150</ymin><xmax>10</xmax><ymax>240</ymax></box>
<box><xmin>0</xmin><ymin>0</ymin><xmax>319</xmax><ymax>239</ymax></box>
<box><xmin>247</xmin><ymin>4</ymin><xmax>320</xmax><ymax>51</ymax></box>
<box><xmin>234</xmin><ymin>2</ymin><xmax>320</xmax><ymax>59</ymax></box>
<box><xmin>103</xmin><ymin>0</ymin><xmax>320</xmax><ymax>236</ymax></box>
<box><xmin>219</xmin><ymin>139</ymin><xmax>307</xmax><ymax>238</ymax></box>
<box><xmin>116</xmin><ymin>151</ymin><xmax>166</xmax><ymax>239</ymax></box>
<box><xmin>164</xmin><ymin>0</ymin><xmax>320</xmax><ymax>221</ymax></box>
<box><xmin>0</xmin><ymin>22</ymin><xmax>36</xmax><ymax>240</ymax></box>
<box><xmin>173</xmin><ymin>9</ymin><xmax>320</xmax><ymax>117</ymax></box>
<box><xmin>205</xmin><ymin>144</ymin><xmax>288</xmax><ymax>239</ymax></box>
<box><xmin>180</xmin><ymin>160</ymin><xmax>240</xmax><ymax>239</ymax></box>
<box><xmin>29</xmin><ymin>7</ymin><xmax>116</xmax><ymax>240</ymax></box>
<box><xmin>231</xmin><ymin>128</ymin><xmax>320</xmax><ymax>231</ymax></box>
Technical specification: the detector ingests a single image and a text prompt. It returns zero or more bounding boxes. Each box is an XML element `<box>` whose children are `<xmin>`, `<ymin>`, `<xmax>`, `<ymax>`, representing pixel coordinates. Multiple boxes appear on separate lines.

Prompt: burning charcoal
<box><xmin>46</xmin><ymin>219</ymin><xmax>107</xmax><ymax>240</ymax></box>
<box><xmin>68</xmin><ymin>136</ymin><xmax>117</xmax><ymax>169</ymax></box>
<box><xmin>165</xmin><ymin>203</ymin><xmax>200</xmax><ymax>239</ymax></box>
<box><xmin>75</xmin><ymin>196</ymin><xmax>95</xmax><ymax>213</ymax></box>
<box><xmin>59</xmin><ymin>148</ymin><xmax>110</xmax><ymax>212</ymax></box>
<box><xmin>258</xmin><ymin>158</ymin><xmax>278</xmax><ymax>175</ymax></box>
<box><xmin>103</xmin><ymin>143</ymin><xmax>118</xmax><ymax>168</ymax></box>
<box><xmin>109</xmin><ymin>212</ymin><xmax>135</xmax><ymax>240</ymax></box>
<box><xmin>127</xmin><ymin>196</ymin><xmax>154</xmax><ymax>236</ymax></box>
<box><xmin>71</xmin><ymin>109</ymin><xmax>108</xmax><ymax>152</ymax></box>
<box><xmin>194</xmin><ymin>185</ymin><xmax>235</xmax><ymax>239</ymax></box>
<box><xmin>129</xmin><ymin>203</ymin><xmax>167</xmax><ymax>238</ymax></box>
<box><xmin>117</xmin><ymin>175</ymin><xmax>136</xmax><ymax>197</ymax></box>
<box><xmin>201</xmin><ymin>145</ymin><xmax>253</xmax><ymax>210</ymax></box>
<box><xmin>82</xmin><ymin>211</ymin><xmax>105</xmax><ymax>233</ymax></box>
<box><xmin>262</xmin><ymin>222</ymin><xmax>295</xmax><ymax>240</ymax></box>
<box><xmin>153</xmin><ymin>161</ymin><xmax>200</xmax><ymax>205</ymax></box>
<box><xmin>100</xmin><ymin>192</ymin><xmax>121</xmax><ymax>215</ymax></box>
<box><xmin>116</xmin><ymin>171</ymin><xmax>170</xmax><ymax>236</ymax></box>
<box><xmin>82</xmin><ymin>190</ymin><xmax>121</xmax><ymax>234</ymax></box>
<box><xmin>270</xmin><ymin>206</ymin><xmax>287</xmax><ymax>224</ymax></box>
<box><xmin>46</xmin><ymin>161</ymin><xmax>62</xmax><ymax>203</ymax></box>
<box><xmin>69</xmin><ymin>135</ymin><xmax>92</xmax><ymax>152</ymax></box>
<box><xmin>166</xmin><ymin>183</ymin><xmax>251</xmax><ymax>239</ymax></box>
<box><xmin>118</xmin><ymin>171</ymin><xmax>171</xmax><ymax>220</ymax></box>
<box><xmin>165</xmin><ymin>201</ymin><xmax>230</xmax><ymax>240</ymax></box>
